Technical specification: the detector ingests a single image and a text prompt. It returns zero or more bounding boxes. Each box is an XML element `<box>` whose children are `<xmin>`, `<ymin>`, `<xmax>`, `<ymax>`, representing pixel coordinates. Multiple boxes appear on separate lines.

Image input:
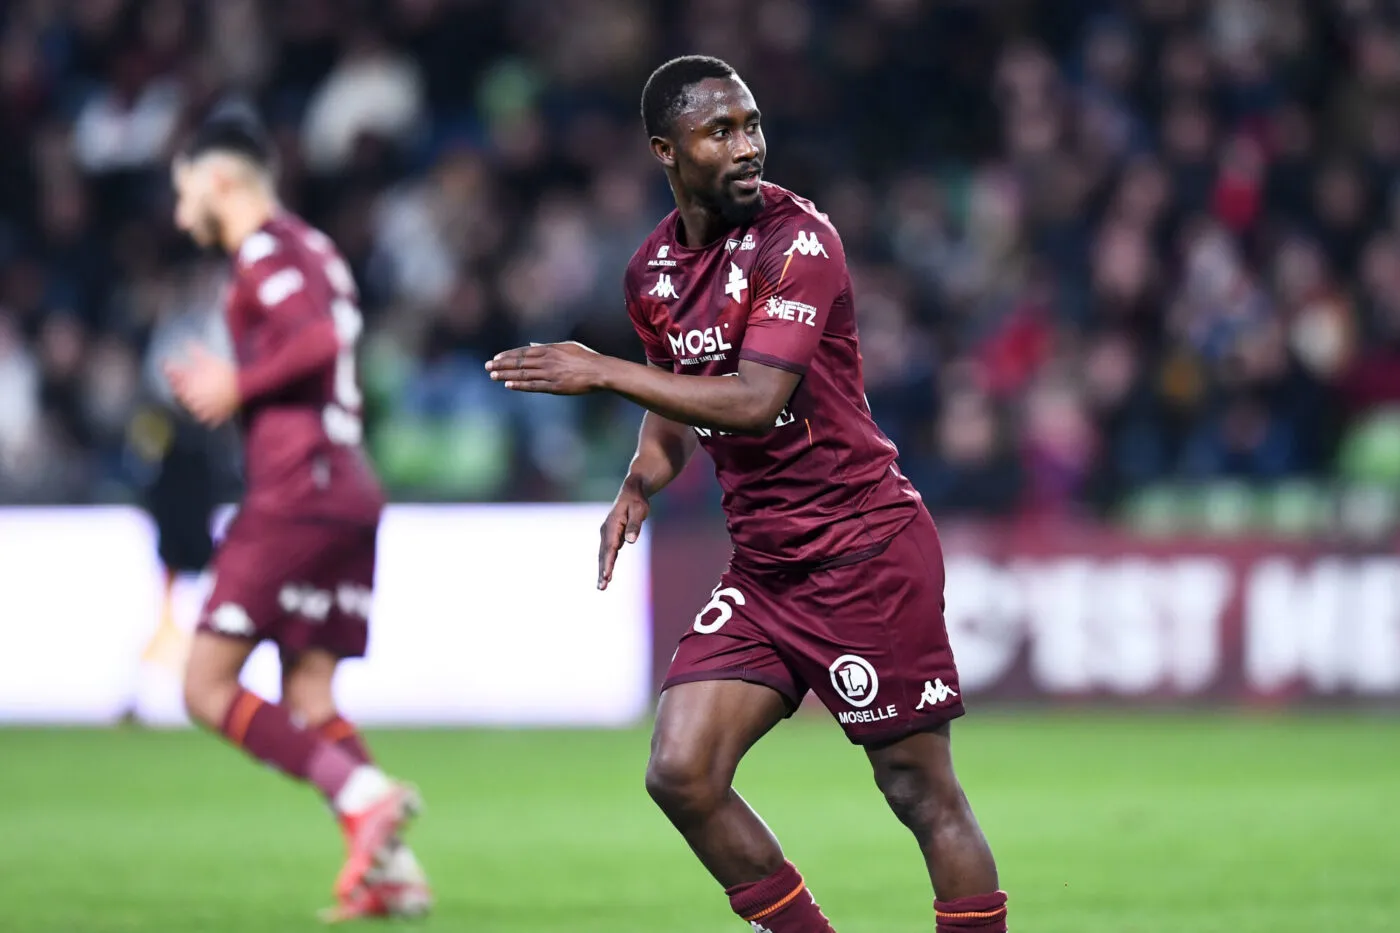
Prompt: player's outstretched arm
<box><xmin>599</xmin><ymin>400</ymin><xmax>696</xmax><ymax>591</ymax></box>
<box><xmin>487</xmin><ymin>344</ymin><xmax>799</xmax><ymax>436</ymax></box>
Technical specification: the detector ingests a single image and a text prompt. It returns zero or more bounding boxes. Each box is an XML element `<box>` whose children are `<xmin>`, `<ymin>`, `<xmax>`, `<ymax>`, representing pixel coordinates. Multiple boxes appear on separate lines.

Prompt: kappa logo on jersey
<box><xmin>724</xmin><ymin>261</ymin><xmax>748</xmax><ymax>301</ymax></box>
<box><xmin>765</xmin><ymin>296</ymin><xmax>817</xmax><ymax>326</ymax></box>
<box><xmin>238</xmin><ymin>231</ymin><xmax>278</xmax><ymax>265</ymax></box>
<box><xmin>915</xmin><ymin>678</ymin><xmax>959</xmax><ymax>710</ymax></box>
<box><xmin>783</xmin><ymin>230</ymin><xmax>828</xmax><ymax>258</ymax></box>
<box><xmin>648</xmin><ymin>244</ymin><xmax>677</xmax><ymax>267</ymax></box>
<box><xmin>649</xmin><ymin>273</ymin><xmax>678</xmax><ymax>299</ymax></box>
<box><xmin>257</xmin><ymin>267</ymin><xmax>305</xmax><ymax>307</ymax></box>
<box><xmin>829</xmin><ymin>654</ymin><xmax>879</xmax><ymax>708</ymax></box>
<box><xmin>751</xmin><ymin>924</ymin><xmax>774</xmax><ymax>933</ymax></box>
<box><xmin>209</xmin><ymin>603</ymin><xmax>254</xmax><ymax>637</ymax></box>
<box><xmin>726</xmin><ymin>232</ymin><xmax>757</xmax><ymax>253</ymax></box>
<box><xmin>669</xmin><ymin>324</ymin><xmax>733</xmax><ymax>361</ymax></box>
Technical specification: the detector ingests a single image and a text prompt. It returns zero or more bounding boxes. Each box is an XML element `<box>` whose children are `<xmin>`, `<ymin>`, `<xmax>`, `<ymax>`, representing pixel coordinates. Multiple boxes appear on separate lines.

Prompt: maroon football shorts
<box><xmin>663</xmin><ymin>506</ymin><xmax>964</xmax><ymax>745</ymax></box>
<box><xmin>197</xmin><ymin>511</ymin><xmax>378</xmax><ymax>659</ymax></box>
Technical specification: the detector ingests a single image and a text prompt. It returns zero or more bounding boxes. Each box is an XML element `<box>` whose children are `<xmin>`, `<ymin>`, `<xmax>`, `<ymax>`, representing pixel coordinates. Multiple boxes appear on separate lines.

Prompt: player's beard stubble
<box><xmin>699</xmin><ymin>175</ymin><xmax>765</xmax><ymax>228</ymax></box>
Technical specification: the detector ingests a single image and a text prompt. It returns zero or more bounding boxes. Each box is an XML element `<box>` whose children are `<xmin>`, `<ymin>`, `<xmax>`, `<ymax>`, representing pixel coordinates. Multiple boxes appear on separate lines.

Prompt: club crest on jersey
<box><xmin>648</xmin><ymin>244</ymin><xmax>677</xmax><ymax>267</ymax></box>
<box><xmin>724</xmin><ymin>261</ymin><xmax>748</xmax><ymax>302</ymax></box>
<box><xmin>649</xmin><ymin>274</ymin><xmax>678</xmax><ymax>299</ymax></box>
<box><xmin>829</xmin><ymin>654</ymin><xmax>879</xmax><ymax>708</ymax></box>
<box><xmin>784</xmin><ymin>230</ymin><xmax>828</xmax><ymax>258</ymax></box>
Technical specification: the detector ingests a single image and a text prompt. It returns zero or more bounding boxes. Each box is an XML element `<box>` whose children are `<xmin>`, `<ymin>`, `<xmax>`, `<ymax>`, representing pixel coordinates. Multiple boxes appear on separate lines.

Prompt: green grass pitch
<box><xmin>1</xmin><ymin>713</ymin><xmax>1397</xmax><ymax>932</ymax></box>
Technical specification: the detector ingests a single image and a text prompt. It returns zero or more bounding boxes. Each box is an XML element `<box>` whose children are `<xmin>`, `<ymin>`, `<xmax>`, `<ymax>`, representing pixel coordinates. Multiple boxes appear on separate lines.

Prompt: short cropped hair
<box><xmin>180</xmin><ymin>98</ymin><xmax>274</xmax><ymax>168</ymax></box>
<box><xmin>640</xmin><ymin>55</ymin><xmax>738</xmax><ymax>138</ymax></box>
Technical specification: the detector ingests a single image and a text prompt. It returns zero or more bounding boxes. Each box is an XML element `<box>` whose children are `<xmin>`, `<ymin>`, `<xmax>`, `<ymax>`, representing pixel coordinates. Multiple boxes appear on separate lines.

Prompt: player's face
<box><xmin>667</xmin><ymin>77</ymin><xmax>766</xmax><ymax>226</ymax></box>
<box><xmin>171</xmin><ymin>158</ymin><xmax>223</xmax><ymax>249</ymax></box>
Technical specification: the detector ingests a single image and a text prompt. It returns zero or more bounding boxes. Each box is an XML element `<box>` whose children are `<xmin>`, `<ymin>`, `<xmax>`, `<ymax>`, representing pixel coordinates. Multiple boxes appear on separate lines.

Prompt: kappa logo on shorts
<box><xmin>278</xmin><ymin>584</ymin><xmax>332</xmax><ymax>622</ymax></box>
<box><xmin>209</xmin><ymin>603</ymin><xmax>254</xmax><ymax>637</ymax></box>
<box><xmin>829</xmin><ymin>654</ymin><xmax>879</xmax><ymax>708</ymax></box>
<box><xmin>915</xmin><ymin>678</ymin><xmax>959</xmax><ymax>710</ymax></box>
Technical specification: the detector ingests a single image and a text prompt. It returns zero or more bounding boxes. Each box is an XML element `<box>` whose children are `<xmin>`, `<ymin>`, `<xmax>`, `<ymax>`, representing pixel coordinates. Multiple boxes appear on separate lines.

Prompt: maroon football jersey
<box><xmin>625</xmin><ymin>183</ymin><xmax>920</xmax><ymax>568</ymax></box>
<box><xmin>224</xmin><ymin>213</ymin><xmax>383</xmax><ymax>523</ymax></box>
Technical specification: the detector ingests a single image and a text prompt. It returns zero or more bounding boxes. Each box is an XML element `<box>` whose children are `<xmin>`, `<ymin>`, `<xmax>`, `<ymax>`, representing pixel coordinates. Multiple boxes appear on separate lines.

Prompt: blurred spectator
<box><xmin>1</xmin><ymin>0</ymin><xmax>1398</xmax><ymax>523</ymax></box>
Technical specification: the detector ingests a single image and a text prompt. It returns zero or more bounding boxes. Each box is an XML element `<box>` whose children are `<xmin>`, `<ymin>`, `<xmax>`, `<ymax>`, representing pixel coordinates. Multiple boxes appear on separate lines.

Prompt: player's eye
<box><xmin>712</xmin><ymin>127</ymin><xmax>729</xmax><ymax>139</ymax></box>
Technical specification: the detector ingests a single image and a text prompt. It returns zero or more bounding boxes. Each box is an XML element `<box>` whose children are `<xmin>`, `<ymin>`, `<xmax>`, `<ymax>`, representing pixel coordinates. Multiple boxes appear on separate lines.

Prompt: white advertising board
<box><xmin>0</xmin><ymin>505</ymin><xmax>652</xmax><ymax>726</ymax></box>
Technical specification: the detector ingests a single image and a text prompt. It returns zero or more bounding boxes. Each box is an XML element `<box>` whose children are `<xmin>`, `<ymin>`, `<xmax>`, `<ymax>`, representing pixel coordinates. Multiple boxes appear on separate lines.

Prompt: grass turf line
<box><xmin>0</xmin><ymin>714</ymin><xmax>1396</xmax><ymax>932</ymax></box>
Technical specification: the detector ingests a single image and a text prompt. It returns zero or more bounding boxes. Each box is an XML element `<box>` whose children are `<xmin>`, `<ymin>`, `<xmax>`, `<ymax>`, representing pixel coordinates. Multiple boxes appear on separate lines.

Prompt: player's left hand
<box><xmin>485</xmin><ymin>342</ymin><xmax>610</xmax><ymax>395</ymax></box>
<box><xmin>165</xmin><ymin>344</ymin><xmax>241</xmax><ymax>427</ymax></box>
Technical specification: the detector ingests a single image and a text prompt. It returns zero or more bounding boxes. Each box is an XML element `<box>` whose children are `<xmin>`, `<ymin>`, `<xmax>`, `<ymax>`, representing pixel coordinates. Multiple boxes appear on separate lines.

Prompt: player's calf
<box><xmin>867</xmin><ymin>727</ymin><xmax>1006</xmax><ymax>932</ymax></box>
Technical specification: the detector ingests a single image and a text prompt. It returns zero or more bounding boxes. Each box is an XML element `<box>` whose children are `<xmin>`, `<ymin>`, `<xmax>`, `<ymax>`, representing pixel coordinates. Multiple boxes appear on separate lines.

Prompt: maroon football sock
<box><xmin>726</xmin><ymin>861</ymin><xmax>836</xmax><ymax>932</ymax></box>
<box><xmin>316</xmin><ymin>714</ymin><xmax>375</xmax><ymax>766</ymax></box>
<box><xmin>220</xmin><ymin>688</ymin><xmax>359</xmax><ymax>801</ymax></box>
<box><xmin>935</xmin><ymin>891</ymin><xmax>1008</xmax><ymax>932</ymax></box>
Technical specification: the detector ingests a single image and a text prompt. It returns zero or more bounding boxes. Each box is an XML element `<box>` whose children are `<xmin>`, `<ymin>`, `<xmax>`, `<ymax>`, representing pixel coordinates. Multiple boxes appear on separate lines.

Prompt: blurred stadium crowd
<box><xmin>5</xmin><ymin>0</ymin><xmax>1400</xmax><ymax>531</ymax></box>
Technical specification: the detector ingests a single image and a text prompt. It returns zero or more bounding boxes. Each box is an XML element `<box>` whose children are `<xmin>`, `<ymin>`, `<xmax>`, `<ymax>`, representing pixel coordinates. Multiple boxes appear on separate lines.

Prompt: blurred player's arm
<box><xmin>166</xmin><ymin>264</ymin><xmax>341</xmax><ymax>425</ymax></box>
<box><xmin>235</xmin><ymin>267</ymin><xmax>341</xmax><ymax>403</ymax></box>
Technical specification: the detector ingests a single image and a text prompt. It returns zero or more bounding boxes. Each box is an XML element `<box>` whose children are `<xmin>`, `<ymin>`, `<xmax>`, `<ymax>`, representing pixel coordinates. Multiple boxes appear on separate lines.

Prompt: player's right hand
<box><xmin>598</xmin><ymin>479</ymin><xmax>649</xmax><ymax>591</ymax></box>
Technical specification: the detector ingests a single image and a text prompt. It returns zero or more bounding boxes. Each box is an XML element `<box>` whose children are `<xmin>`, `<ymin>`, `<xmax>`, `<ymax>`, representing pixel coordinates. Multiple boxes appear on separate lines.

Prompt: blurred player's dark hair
<box><xmin>180</xmin><ymin>97</ymin><xmax>275</xmax><ymax>170</ymax></box>
<box><xmin>641</xmin><ymin>55</ymin><xmax>738</xmax><ymax>139</ymax></box>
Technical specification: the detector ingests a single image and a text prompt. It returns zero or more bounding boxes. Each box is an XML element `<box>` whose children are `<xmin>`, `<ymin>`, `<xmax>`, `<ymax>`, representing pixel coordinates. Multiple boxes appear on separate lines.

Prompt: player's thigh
<box><xmin>651</xmin><ymin>679</ymin><xmax>792</xmax><ymax>782</ymax></box>
<box><xmin>782</xmin><ymin>509</ymin><xmax>966</xmax><ymax>746</ymax></box>
<box><xmin>652</xmin><ymin>569</ymin><xmax>802</xmax><ymax>790</ymax></box>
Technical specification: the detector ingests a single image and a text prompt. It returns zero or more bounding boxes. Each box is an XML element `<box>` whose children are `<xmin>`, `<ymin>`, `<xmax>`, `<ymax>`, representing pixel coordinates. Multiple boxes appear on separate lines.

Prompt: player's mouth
<box><xmin>730</xmin><ymin>166</ymin><xmax>762</xmax><ymax>194</ymax></box>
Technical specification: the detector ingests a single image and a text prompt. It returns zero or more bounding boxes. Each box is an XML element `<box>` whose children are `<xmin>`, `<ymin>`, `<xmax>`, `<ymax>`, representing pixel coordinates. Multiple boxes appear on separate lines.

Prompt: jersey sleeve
<box><xmin>234</xmin><ymin>249</ymin><xmax>340</xmax><ymax>403</ymax></box>
<box><xmin>741</xmin><ymin>221</ymin><xmax>847</xmax><ymax>375</ymax></box>
<box><xmin>625</xmin><ymin>269</ymin><xmax>671</xmax><ymax>368</ymax></box>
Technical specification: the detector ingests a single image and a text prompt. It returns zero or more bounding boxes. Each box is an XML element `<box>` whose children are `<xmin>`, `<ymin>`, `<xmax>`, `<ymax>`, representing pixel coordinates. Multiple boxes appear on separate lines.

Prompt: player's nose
<box><xmin>732</xmin><ymin>133</ymin><xmax>760</xmax><ymax>162</ymax></box>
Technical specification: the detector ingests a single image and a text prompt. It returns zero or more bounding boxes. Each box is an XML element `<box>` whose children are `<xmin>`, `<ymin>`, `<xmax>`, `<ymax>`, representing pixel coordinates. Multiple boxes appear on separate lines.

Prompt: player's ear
<box><xmin>650</xmin><ymin>136</ymin><xmax>677</xmax><ymax>170</ymax></box>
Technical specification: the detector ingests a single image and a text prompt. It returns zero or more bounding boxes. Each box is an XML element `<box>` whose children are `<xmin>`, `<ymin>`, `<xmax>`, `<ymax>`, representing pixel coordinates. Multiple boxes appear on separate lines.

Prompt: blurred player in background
<box><xmin>488</xmin><ymin>57</ymin><xmax>1007</xmax><ymax>932</ymax></box>
<box><xmin>163</xmin><ymin>102</ymin><xmax>429</xmax><ymax>922</ymax></box>
<box><xmin>124</xmin><ymin>282</ymin><xmax>236</xmax><ymax>720</ymax></box>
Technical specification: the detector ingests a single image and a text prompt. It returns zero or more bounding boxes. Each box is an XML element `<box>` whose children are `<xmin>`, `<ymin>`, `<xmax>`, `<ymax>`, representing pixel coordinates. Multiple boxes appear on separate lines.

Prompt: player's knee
<box><xmin>181</xmin><ymin>667</ymin><xmax>239</xmax><ymax>729</ymax></box>
<box><xmin>645</xmin><ymin>744</ymin><xmax>729</xmax><ymax>818</ymax></box>
<box><xmin>872</xmin><ymin>754</ymin><xmax>966</xmax><ymax>842</ymax></box>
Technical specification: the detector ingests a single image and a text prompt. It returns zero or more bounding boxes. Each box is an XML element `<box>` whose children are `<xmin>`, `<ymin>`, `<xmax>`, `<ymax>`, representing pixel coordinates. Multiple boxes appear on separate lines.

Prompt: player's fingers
<box><xmin>488</xmin><ymin>366</ymin><xmax>543</xmax><ymax>383</ymax></box>
<box><xmin>598</xmin><ymin>543</ymin><xmax>619</xmax><ymax>590</ymax></box>
<box><xmin>598</xmin><ymin>514</ymin><xmax>625</xmax><ymax>588</ymax></box>
<box><xmin>487</xmin><ymin>345</ymin><xmax>549</xmax><ymax>368</ymax></box>
<box><xmin>501</xmin><ymin>379</ymin><xmax>557</xmax><ymax>392</ymax></box>
<box><xmin>623</xmin><ymin>501</ymin><xmax>647</xmax><ymax>544</ymax></box>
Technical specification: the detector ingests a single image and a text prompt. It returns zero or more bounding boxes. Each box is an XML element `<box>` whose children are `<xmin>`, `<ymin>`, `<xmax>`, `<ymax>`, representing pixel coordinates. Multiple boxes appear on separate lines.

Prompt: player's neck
<box><xmin>672</xmin><ymin>186</ymin><xmax>729</xmax><ymax>249</ymax></box>
<box><xmin>220</xmin><ymin>188</ymin><xmax>281</xmax><ymax>255</ymax></box>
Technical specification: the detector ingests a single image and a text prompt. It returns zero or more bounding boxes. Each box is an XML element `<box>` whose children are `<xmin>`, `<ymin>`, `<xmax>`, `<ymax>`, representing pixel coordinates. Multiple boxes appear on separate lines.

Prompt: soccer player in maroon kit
<box><xmin>163</xmin><ymin>104</ymin><xmax>430</xmax><ymax>922</ymax></box>
<box><xmin>487</xmin><ymin>57</ymin><xmax>1008</xmax><ymax>933</ymax></box>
